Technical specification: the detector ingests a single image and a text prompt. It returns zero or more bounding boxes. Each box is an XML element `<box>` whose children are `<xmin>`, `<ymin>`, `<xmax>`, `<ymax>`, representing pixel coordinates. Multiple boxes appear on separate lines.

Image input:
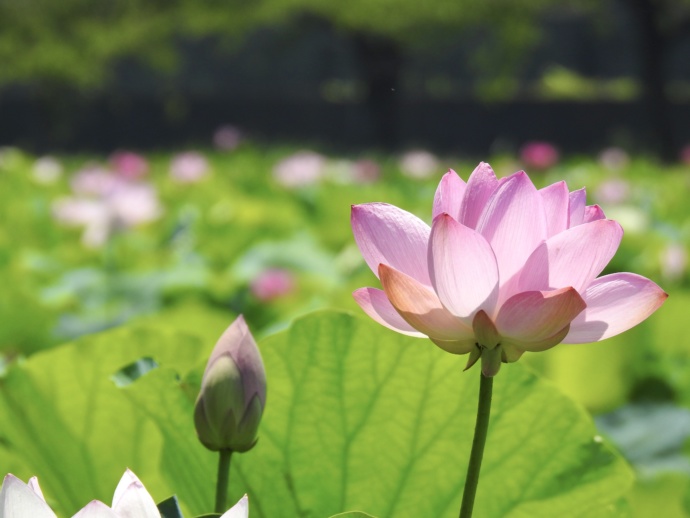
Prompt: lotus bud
<box><xmin>194</xmin><ymin>316</ymin><xmax>266</xmax><ymax>453</ymax></box>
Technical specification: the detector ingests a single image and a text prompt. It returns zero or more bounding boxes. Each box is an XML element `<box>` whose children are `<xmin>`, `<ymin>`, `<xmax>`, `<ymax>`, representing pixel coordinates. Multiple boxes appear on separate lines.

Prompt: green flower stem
<box><xmin>459</xmin><ymin>372</ymin><xmax>494</xmax><ymax>518</ymax></box>
<box><xmin>215</xmin><ymin>449</ymin><xmax>233</xmax><ymax>514</ymax></box>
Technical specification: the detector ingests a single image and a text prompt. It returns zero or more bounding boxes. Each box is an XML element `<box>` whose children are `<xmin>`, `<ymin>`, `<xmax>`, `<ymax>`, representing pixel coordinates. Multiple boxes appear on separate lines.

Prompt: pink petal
<box><xmin>111</xmin><ymin>470</ymin><xmax>159</xmax><ymax>517</ymax></box>
<box><xmin>353</xmin><ymin>287</ymin><xmax>426</xmax><ymax>337</ymax></box>
<box><xmin>476</xmin><ymin>171</ymin><xmax>547</xmax><ymax>294</ymax></box>
<box><xmin>432</xmin><ymin>169</ymin><xmax>466</xmax><ymax>220</ymax></box>
<box><xmin>539</xmin><ymin>181</ymin><xmax>569</xmax><ymax>237</ymax></box>
<box><xmin>583</xmin><ymin>204</ymin><xmax>606</xmax><ymax>223</ymax></box>
<box><xmin>351</xmin><ymin>203</ymin><xmax>431</xmax><ymax>285</ymax></box>
<box><xmin>429</xmin><ymin>214</ymin><xmax>499</xmax><ymax>321</ymax></box>
<box><xmin>379</xmin><ymin>264</ymin><xmax>473</xmax><ymax>342</ymax></box>
<box><xmin>518</xmin><ymin>219</ymin><xmax>623</xmax><ymax>293</ymax></box>
<box><xmin>27</xmin><ymin>477</ymin><xmax>46</xmax><ymax>501</ymax></box>
<box><xmin>0</xmin><ymin>475</ymin><xmax>56</xmax><ymax>518</ymax></box>
<box><xmin>221</xmin><ymin>495</ymin><xmax>249</xmax><ymax>518</ymax></box>
<box><xmin>563</xmin><ymin>273</ymin><xmax>668</xmax><ymax>343</ymax></box>
<box><xmin>429</xmin><ymin>337</ymin><xmax>477</xmax><ymax>355</ymax></box>
<box><xmin>71</xmin><ymin>501</ymin><xmax>119</xmax><ymax>518</ymax></box>
<box><xmin>112</xmin><ymin>469</ymin><xmax>139</xmax><ymax>507</ymax></box>
<box><xmin>496</xmin><ymin>287</ymin><xmax>586</xmax><ymax>350</ymax></box>
<box><xmin>458</xmin><ymin>162</ymin><xmax>499</xmax><ymax>229</ymax></box>
<box><xmin>568</xmin><ymin>188</ymin><xmax>586</xmax><ymax>226</ymax></box>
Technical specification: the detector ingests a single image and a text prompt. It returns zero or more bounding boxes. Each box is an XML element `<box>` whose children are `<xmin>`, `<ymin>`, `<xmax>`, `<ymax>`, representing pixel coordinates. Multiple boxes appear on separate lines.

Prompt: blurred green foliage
<box><xmin>0</xmin><ymin>144</ymin><xmax>689</xmax><ymax>515</ymax></box>
<box><xmin>0</xmin><ymin>0</ymin><xmax>597</xmax><ymax>93</ymax></box>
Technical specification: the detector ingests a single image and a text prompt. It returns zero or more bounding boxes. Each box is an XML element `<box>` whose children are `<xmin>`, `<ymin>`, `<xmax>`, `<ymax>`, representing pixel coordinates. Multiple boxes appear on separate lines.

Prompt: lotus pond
<box><xmin>0</xmin><ymin>145</ymin><xmax>689</xmax><ymax>517</ymax></box>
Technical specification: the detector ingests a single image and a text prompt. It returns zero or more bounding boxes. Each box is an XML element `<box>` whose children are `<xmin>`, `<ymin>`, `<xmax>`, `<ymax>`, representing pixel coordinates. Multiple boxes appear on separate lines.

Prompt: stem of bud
<box><xmin>214</xmin><ymin>449</ymin><xmax>233</xmax><ymax>513</ymax></box>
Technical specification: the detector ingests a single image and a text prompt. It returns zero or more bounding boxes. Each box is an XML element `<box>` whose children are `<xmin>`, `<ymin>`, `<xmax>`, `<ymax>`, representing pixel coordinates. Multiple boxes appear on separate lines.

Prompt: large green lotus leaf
<box><xmin>225</xmin><ymin>310</ymin><xmax>633</xmax><ymax>517</ymax></box>
<box><xmin>0</xmin><ymin>310</ymin><xmax>633</xmax><ymax>518</ymax></box>
<box><xmin>128</xmin><ymin>310</ymin><xmax>632</xmax><ymax>517</ymax></box>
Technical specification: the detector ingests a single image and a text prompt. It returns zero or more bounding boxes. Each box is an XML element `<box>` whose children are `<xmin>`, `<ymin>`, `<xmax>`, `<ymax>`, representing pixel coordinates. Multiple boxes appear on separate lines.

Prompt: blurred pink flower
<box><xmin>351</xmin><ymin>159</ymin><xmax>381</xmax><ymax>183</ymax></box>
<box><xmin>31</xmin><ymin>156</ymin><xmax>63</xmax><ymax>185</ymax></box>
<box><xmin>519</xmin><ymin>141</ymin><xmax>559</xmax><ymax>170</ymax></box>
<box><xmin>250</xmin><ymin>269</ymin><xmax>295</xmax><ymax>301</ymax></box>
<box><xmin>325</xmin><ymin>159</ymin><xmax>379</xmax><ymax>184</ymax></box>
<box><xmin>214</xmin><ymin>125</ymin><xmax>242</xmax><ymax>151</ymax></box>
<box><xmin>170</xmin><ymin>151</ymin><xmax>209</xmax><ymax>183</ymax></box>
<box><xmin>680</xmin><ymin>144</ymin><xmax>690</xmax><ymax>165</ymax></box>
<box><xmin>594</xmin><ymin>179</ymin><xmax>630</xmax><ymax>205</ymax></box>
<box><xmin>53</xmin><ymin>181</ymin><xmax>161</xmax><ymax>248</ymax></box>
<box><xmin>598</xmin><ymin>147</ymin><xmax>629</xmax><ymax>171</ymax></box>
<box><xmin>660</xmin><ymin>243</ymin><xmax>687</xmax><ymax>282</ymax></box>
<box><xmin>399</xmin><ymin>150</ymin><xmax>439</xmax><ymax>179</ymax></box>
<box><xmin>352</xmin><ymin>163</ymin><xmax>667</xmax><ymax>376</ymax></box>
<box><xmin>71</xmin><ymin>166</ymin><xmax>122</xmax><ymax>196</ymax></box>
<box><xmin>273</xmin><ymin>151</ymin><xmax>326</xmax><ymax>188</ymax></box>
<box><xmin>109</xmin><ymin>151</ymin><xmax>149</xmax><ymax>180</ymax></box>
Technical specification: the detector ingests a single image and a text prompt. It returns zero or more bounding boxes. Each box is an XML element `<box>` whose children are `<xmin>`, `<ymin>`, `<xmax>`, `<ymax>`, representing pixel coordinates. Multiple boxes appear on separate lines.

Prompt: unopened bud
<box><xmin>194</xmin><ymin>316</ymin><xmax>266</xmax><ymax>452</ymax></box>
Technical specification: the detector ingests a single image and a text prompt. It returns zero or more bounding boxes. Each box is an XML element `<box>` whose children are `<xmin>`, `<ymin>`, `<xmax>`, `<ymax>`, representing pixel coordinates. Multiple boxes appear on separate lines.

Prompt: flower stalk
<box><xmin>459</xmin><ymin>372</ymin><xmax>493</xmax><ymax>518</ymax></box>
<box><xmin>215</xmin><ymin>449</ymin><xmax>233</xmax><ymax>514</ymax></box>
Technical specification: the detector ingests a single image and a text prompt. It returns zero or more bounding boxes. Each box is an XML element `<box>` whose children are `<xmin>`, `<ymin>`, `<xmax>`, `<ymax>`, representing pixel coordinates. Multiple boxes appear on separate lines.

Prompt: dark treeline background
<box><xmin>1</xmin><ymin>0</ymin><xmax>690</xmax><ymax>158</ymax></box>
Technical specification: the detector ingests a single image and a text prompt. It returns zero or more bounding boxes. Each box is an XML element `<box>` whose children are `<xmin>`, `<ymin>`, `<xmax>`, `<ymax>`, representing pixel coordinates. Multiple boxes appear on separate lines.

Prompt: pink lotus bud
<box><xmin>109</xmin><ymin>151</ymin><xmax>149</xmax><ymax>180</ymax></box>
<box><xmin>214</xmin><ymin>125</ymin><xmax>242</xmax><ymax>151</ymax></box>
<box><xmin>71</xmin><ymin>166</ymin><xmax>121</xmax><ymax>196</ymax></box>
<box><xmin>273</xmin><ymin>151</ymin><xmax>326</xmax><ymax>188</ymax></box>
<box><xmin>399</xmin><ymin>150</ymin><xmax>439</xmax><ymax>179</ymax></box>
<box><xmin>680</xmin><ymin>144</ymin><xmax>690</xmax><ymax>165</ymax></box>
<box><xmin>169</xmin><ymin>151</ymin><xmax>209</xmax><ymax>183</ymax></box>
<box><xmin>195</xmin><ymin>316</ymin><xmax>266</xmax><ymax>452</ymax></box>
<box><xmin>351</xmin><ymin>159</ymin><xmax>381</xmax><ymax>183</ymax></box>
<box><xmin>0</xmin><ymin>474</ymin><xmax>55</xmax><ymax>517</ymax></box>
<box><xmin>250</xmin><ymin>268</ymin><xmax>295</xmax><ymax>301</ymax></box>
<box><xmin>660</xmin><ymin>243</ymin><xmax>687</xmax><ymax>282</ymax></box>
<box><xmin>594</xmin><ymin>179</ymin><xmax>630</xmax><ymax>205</ymax></box>
<box><xmin>519</xmin><ymin>141</ymin><xmax>559</xmax><ymax>170</ymax></box>
<box><xmin>32</xmin><ymin>156</ymin><xmax>63</xmax><ymax>185</ymax></box>
<box><xmin>598</xmin><ymin>147</ymin><xmax>629</xmax><ymax>171</ymax></box>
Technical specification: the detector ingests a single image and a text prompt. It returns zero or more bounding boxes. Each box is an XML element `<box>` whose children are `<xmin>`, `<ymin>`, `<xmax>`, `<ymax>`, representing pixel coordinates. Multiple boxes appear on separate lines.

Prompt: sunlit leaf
<box><xmin>0</xmin><ymin>310</ymin><xmax>633</xmax><ymax>518</ymax></box>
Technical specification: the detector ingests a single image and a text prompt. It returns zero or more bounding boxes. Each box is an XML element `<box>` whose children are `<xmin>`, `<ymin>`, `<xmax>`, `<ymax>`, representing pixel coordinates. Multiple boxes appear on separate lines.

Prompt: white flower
<box><xmin>221</xmin><ymin>495</ymin><xmax>249</xmax><ymax>518</ymax></box>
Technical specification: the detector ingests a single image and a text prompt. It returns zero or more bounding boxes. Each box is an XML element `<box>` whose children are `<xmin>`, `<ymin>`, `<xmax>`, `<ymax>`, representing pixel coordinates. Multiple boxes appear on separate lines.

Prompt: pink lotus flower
<box><xmin>399</xmin><ymin>150</ymin><xmax>439</xmax><ymax>179</ymax></box>
<box><xmin>32</xmin><ymin>156</ymin><xmax>63</xmax><ymax>185</ymax></box>
<box><xmin>325</xmin><ymin>159</ymin><xmax>380</xmax><ymax>184</ymax></box>
<box><xmin>598</xmin><ymin>147</ymin><xmax>629</xmax><ymax>171</ymax></box>
<box><xmin>54</xmin><ymin>180</ymin><xmax>162</xmax><ymax>248</ymax></box>
<box><xmin>0</xmin><ymin>469</ymin><xmax>158</xmax><ymax>517</ymax></box>
<box><xmin>352</xmin><ymin>163</ymin><xmax>667</xmax><ymax>376</ymax></box>
<box><xmin>71</xmin><ymin>166</ymin><xmax>122</xmax><ymax>196</ymax></box>
<box><xmin>250</xmin><ymin>268</ymin><xmax>295</xmax><ymax>301</ymax></box>
<box><xmin>594</xmin><ymin>179</ymin><xmax>630</xmax><ymax>205</ymax></box>
<box><xmin>0</xmin><ymin>470</ymin><xmax>249</xmax><ymax>517</ymax></box>
<box><xmin>273</xmin><ymin>151</ymin><xmax>326</xmax><ymax>188</ymax></box>
<box><xmin>214</xmin><ymin>125</ymin><xmax>243</xmax><ymax>151</ymax></box>
<box><xmin>660</xmin><ymin>243</ymin><xmax>687</xmax><ymax>282</ymax></box>
<box><xmin>109</xmin><ymin>151</ymin><xmax>149</xmax><ymax>180</ymax></box>
<box><xmin>0</xmin><ymin>474</ymin><xmax>55</xmax><ymax>518</ymax></box>
<box><xmin>169</xmin><ymin>151</ymin><xmax>209</xmax><ymax>183</ymax></box>
<box><xmin>680</xmin><ymin>144</ymin><xmax>690</xmax><ymax>165</ymax></box>
<box><xmin>351</xmin><ymin>158</ymin><xmax>381</xmax><ymax>183</ymax></box>
<box><xmin>519</xmin><ymin>141</ymin><xmax>559</xmax><ymax>170</ymax></box>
